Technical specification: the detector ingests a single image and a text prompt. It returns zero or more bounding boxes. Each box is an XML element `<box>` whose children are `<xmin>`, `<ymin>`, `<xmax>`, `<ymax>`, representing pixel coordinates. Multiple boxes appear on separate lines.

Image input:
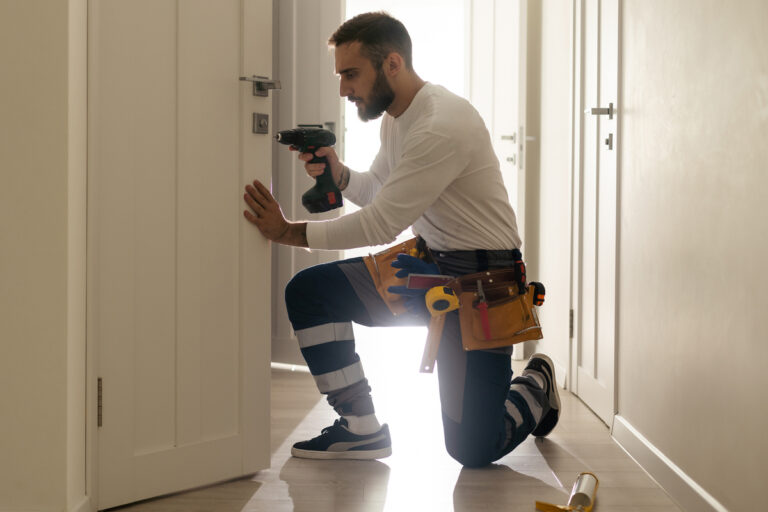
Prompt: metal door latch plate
<box><xmin>253</xmin><ymin>113</ymin><xmax>269</xmax><ymax>134</ymax></box>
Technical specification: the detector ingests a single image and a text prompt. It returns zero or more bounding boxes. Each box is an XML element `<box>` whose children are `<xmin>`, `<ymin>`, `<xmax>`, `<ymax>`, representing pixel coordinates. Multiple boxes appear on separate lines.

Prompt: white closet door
<box><xmin>468</xmin><ymin>0</ymin><xmax>528</xmax><ymax>358</ymax></box>
<box><xmin>88</xmin><ymin>0</ymin><xmax>272</xmax><ymax>508</ymax></box>
<box><xmin>468</xmin><ymin>0</ymin><xmax>527</xmax><ymax>220</ymax></box>
<box><xmin>573</xmin><ymin>0</ymin><xmax>620</xmax><ymax>426</ymax></box>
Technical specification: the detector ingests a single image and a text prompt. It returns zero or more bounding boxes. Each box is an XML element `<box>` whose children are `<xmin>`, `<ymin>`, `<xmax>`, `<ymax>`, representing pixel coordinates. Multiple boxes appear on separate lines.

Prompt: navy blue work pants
<box><xmin>284</xmin><ymin>253</ymin><xmax>547</xmax><ymax>467</ymax></box>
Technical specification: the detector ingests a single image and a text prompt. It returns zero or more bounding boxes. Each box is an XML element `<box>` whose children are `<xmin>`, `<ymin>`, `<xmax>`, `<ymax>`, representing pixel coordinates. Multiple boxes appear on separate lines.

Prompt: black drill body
<box><xmin>274</xmin><ymin>127</ymin><xmax>342</xmax><ymax>213</ymax></box>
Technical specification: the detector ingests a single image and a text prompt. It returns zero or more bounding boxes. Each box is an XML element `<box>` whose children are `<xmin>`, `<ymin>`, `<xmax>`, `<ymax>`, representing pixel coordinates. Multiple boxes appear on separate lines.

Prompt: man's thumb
<box><xmin>316</xmin><ymin>146</ymin><xmax>331</xmax><ymax>157</ymax></box>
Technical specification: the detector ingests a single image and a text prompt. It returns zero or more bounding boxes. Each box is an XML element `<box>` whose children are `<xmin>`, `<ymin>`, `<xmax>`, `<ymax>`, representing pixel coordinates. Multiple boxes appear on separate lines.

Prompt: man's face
<box><xmin>335</xmin><ymin>42</ymin><xmax>395</xmax><ymax>122</ymax></box>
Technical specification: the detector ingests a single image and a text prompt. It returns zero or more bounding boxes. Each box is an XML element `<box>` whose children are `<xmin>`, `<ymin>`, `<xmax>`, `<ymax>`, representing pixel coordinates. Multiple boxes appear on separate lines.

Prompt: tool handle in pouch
<box><xmin>475</xmin><ymin>279</ymin><xmax>493</xmax><ymax>340</ymax></box>
<box><xmin>420</xmin><ymin>314</ymin><xmax>445</xmax><ymax>373</ymax></box>
<box><xmin>302</xmin><ymin>152</ymin><xmax>343</xmax><ymax>213</ymax></box>
<box><xmin>420</xmin><ymin>286</ymin><xmax>459</xmax><ymax>373</ymax></box>
<box><xmin>476</xmin><ymin>301</ymin><xmax>492</xmax><ymax>339</ymax></box>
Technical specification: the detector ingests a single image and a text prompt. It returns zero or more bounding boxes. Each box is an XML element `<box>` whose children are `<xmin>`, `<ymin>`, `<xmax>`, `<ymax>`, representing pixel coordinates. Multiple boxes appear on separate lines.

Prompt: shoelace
<box><xmin>320</xmin><ymin>419</ymin><xmax>344</xmax><ymax>436</ymax></box>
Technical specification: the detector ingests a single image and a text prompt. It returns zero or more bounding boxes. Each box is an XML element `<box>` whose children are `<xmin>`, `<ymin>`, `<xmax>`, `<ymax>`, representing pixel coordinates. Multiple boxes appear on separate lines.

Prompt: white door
<box><xmin>468</xmin><ymin>0</ymin><xmax>528</xmax><ymax>358</ymax></box>
<box><xmin>468</xmin><ymin>0</ymin><xmax>527</xmax><ymax>222</ymax></box>
<box><xmin>571</xmin><ymin>0</ymin><xmax>619</xmax><ymax>426</ymax></box>
<box><xmin>88</xmin><ymin>1</ymin><xmax>272</xmax><ymax>508</ymax></box>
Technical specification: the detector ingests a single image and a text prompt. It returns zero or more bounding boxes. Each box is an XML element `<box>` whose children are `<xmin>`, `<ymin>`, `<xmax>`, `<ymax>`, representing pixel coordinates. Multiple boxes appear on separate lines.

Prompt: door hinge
<box><xmin>569</xmin><ymin>309</ymin><xmax>574</xmax><ymax>338</ymax></box>
<box><xmin>97</xmin><ymin>378</ymin><xmax>103</xmax><ymax>428</ymax></box>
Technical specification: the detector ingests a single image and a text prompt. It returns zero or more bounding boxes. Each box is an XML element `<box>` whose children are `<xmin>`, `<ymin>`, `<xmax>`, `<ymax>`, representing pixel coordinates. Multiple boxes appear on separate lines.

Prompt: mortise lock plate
<box><xmin>253</xmin><ymin>113</ymin><xmax>269</xmax><ymax>134</ymax></box>
<box><xmin>239</xmin><ymin>75</ymin><xmax>281</xmax><ymax>97</ymax></box>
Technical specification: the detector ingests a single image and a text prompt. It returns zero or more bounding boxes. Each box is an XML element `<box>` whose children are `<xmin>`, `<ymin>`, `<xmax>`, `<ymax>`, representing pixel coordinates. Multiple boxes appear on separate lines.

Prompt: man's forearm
<box><xmin>339</xmin><ymin>165</ymin><xmax>350</xmax><ymax>191</ymax></box>
<box><xmin>276</xmin><ymin>222</ymin><xmax>309</xmax><ymax>248</ymax></box>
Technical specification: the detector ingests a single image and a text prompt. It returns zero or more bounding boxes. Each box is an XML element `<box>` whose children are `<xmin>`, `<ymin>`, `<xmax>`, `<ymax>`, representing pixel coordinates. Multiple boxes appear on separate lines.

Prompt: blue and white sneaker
<box><xmin>291</xmin><ymin>418</ymin><xmax>393</xmax><ymax>460</ymax></box>
<box><xmin>525</xmin><ymin>353</ymin><xmax>561</xmax><ymax>437</ymax></box>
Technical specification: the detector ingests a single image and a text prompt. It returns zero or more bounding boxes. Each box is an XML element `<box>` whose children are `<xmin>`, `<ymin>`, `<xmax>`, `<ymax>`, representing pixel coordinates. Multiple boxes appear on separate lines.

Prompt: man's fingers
<box><xmin>244</xmin><ymin>191</ymin><xmax>263</xmax><ymax>213</ymax></box>
<box><xmin>243</xmin><ymin>210</ymin><xmax>259</xmax><ymax>224</ymax></box>
<box><xmin>245</xmin><ymin>181</ymin><xmax>270</xmax><ymax>207</ymax></box>
<box><xmin>251</xmin><ymin>180</ymin><xmax>275</xmax><ymax>203</ymax></box>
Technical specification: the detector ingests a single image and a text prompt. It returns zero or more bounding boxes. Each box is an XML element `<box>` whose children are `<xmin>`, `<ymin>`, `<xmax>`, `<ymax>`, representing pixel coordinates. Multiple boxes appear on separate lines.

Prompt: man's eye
<box><xmin>346</xmin><ymin>72</ymin><xmax>356</xmax><ymax>79</ymax></box>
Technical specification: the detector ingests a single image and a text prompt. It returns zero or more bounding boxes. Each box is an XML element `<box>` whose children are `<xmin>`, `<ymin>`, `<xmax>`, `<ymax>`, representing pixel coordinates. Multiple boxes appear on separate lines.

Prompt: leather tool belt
<box><xmin>448</xmin><ymin>270</ymin><xmax>543</xmax><ymax>351</ymax></box>
<box><xmin>362</xmin><ymin>239</ymin><xmax>544</xmax><ymax>372</ymax></box>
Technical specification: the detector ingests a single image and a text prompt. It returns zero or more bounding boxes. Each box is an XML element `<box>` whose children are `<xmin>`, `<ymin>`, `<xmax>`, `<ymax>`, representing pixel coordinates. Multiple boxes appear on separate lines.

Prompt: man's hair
<box><xmin>329</xmin><ymin>12</ymin><xmax>413</xmax><ymax>71</ymax></box>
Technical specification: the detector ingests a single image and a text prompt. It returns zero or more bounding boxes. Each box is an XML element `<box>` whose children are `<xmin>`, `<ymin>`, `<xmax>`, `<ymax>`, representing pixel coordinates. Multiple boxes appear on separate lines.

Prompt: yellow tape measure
<box><xmin>425</xmin><ymin>286</ymin><xmax>459</xmax><ymax>317</ymax></box>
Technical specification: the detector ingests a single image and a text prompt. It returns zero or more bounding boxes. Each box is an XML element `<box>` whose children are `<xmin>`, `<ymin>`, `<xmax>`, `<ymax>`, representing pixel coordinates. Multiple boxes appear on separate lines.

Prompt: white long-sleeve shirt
<box><xmin>306</xmin><ymin>83</ymin><xmax>522</xmax><ymax>252</ymax></box>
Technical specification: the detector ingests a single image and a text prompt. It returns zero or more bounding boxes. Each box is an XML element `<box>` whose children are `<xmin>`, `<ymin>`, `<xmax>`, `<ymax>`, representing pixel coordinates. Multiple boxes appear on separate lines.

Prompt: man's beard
<box><xmin>356</xmin><ymin>68</ymin><xmax>395</xmax><ymax>122</ymax></box>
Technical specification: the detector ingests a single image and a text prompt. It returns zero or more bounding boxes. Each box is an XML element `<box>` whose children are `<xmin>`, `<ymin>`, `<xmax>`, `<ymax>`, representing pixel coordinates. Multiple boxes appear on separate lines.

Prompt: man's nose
<box><xmin>339</xmin><ymin>80</ymin><xmax>352</xmax><ymax>98</ymax></box>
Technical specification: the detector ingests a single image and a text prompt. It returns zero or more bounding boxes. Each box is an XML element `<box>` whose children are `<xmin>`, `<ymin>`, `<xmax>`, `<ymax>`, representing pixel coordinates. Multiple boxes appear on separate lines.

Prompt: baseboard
<box><xmin>271</xmin><ymin>361</ymin><xmax>310</xmax><ymax>373</ymax></box>
<box><xmin>271</xmin><ymin>335</ymin><xmax>304</xmax><ymax>366</ymax></box>
<box><xmin>552</xmin><ymin>359</ymin><xmax>567</xmax><ymax>389</ymax></box>
<box><xmin>70</xmin><ymin>495</ymin><xmax>93</xmax><ymax>512</ymax></box>
<box><xmin>612</xmin><ymin>415</ymin><xmax>728</xmax><ymax>512</ymax></box>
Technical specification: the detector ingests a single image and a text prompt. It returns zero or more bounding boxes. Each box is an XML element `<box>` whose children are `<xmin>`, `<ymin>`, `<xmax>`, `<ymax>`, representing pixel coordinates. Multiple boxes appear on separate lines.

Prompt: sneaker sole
<box><xmin>529</xmin><ymin>353</ymin><xmax>561</xmax><ymax>437</ymax></box>
<box><xmin>291</xmin><ymin>445</ymin><xmax>392</xmax><ymax>460</ymax></box>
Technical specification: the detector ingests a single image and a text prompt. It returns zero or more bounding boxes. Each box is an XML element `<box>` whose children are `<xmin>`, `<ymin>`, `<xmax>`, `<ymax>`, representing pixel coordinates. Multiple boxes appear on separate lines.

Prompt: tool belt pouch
<box><xmin>362</xmin><ymin>238</ymin><xmax>420</xmax><ymax>315</ymax></box>
<box><xmin>452</xmin><ymin>270</ymin><xmax>543</xmax><ymax>351</ymax></box>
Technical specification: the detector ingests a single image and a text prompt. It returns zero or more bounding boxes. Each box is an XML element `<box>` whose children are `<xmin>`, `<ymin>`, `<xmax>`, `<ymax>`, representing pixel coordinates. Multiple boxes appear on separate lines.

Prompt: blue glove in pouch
<box><xmin>387</xmin><ymin>253</ymin><xmax>439</xmax><ymax>318</ymax></box>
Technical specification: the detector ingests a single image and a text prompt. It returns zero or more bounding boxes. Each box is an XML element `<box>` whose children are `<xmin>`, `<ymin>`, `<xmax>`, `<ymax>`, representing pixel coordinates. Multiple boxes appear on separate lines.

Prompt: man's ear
<box><xmin>383</xmin><ymin>52</ymin><xmax>404</xmax><ymax>76</ymax></box>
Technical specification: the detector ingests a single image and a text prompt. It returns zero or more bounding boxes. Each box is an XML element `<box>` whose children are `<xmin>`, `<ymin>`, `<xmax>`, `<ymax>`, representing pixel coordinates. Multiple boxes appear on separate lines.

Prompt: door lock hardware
<box><xmin>506</xmin><ymin>155</ymin><xmax>516</xmax><ymax>164</ymax></box>
<box><xmin>587</xmin><ymin>102</ymin><xmax>614</xmax><ymax>119</ymax></box>
<box><xmin>253</xmin><ymin>113</ymin><xmax>269</xmax><ymax>134</ymax></box>
<box><xmin>239</xmin><ymin>75</ymin><xmax>281</xmax><ymax>97</ymax></box>
<box><xmin>501</xmin><ymin>134</ymin><xmax>517</xmax><ymax>143</ymax></box>
<box><xmin>605</xmin><ymin>133</ymin><xmax>614</xmax><ymax>150</ymax></box>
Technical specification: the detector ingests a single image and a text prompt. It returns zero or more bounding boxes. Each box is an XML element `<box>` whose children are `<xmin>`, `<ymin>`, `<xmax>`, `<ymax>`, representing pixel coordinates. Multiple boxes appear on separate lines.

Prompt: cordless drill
<box><xmin>274</xmin><ymin>127</ymin><xmax>342</xmax><ymax>213</ymax></box>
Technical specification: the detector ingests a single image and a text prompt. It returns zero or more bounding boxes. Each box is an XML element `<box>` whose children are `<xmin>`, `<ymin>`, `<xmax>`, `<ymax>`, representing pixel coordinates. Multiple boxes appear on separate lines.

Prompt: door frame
<box><xmin>568</xmin><ymin>0</ymin><xmax>622</xmax><ymax>423</ymax></box>
<box><xmin>271</xmin><ymin>0</ymin><xmax>345</xmax><ymax>366</ymax></box>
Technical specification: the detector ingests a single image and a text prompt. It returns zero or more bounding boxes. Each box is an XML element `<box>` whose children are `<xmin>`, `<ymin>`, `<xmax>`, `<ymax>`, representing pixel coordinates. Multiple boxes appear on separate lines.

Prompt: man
<box><xmin>243</xmin><ymin>12</ymin><xmax>559</xmax><ymax>467</ymax></box>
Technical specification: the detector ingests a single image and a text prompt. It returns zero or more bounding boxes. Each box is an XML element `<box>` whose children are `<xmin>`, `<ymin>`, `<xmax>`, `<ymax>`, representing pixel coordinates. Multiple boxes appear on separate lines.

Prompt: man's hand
<box><xmin>296</xmin><ymin>146</ymin><xmax>350</xmax><ymax>191</ymax></box>
<box><xmin>243</xmin><ymin>180</ymin><xmax>308</xmax><ymax>247</ymax></box>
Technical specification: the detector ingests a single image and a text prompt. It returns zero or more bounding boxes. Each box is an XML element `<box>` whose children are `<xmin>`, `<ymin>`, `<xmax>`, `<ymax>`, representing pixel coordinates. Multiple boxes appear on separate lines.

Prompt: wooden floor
<box><xmin>111</xmin><ymin>325</ymin><xmax>682</xmax><ymax>511</ymax></box>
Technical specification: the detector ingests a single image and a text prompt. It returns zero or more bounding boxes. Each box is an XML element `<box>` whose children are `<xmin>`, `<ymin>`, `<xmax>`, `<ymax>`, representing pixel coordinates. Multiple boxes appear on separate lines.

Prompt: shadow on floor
<box><xmin>453</xmin><ymin>463</ymin><xmax>567</xmax><ymax>511</ymax></box>
<box><xmin>278</xmin><ymin>456</ymin><xmax>391</xmax><ymax>511</ymax></box>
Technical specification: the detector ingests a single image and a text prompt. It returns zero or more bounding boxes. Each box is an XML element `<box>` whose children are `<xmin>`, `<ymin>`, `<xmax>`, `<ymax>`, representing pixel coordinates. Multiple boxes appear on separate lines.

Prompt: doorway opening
<box><xmin>339</xmin><ymin>0</ymin><xmax>468</xmax><ymax>422</ymax></box>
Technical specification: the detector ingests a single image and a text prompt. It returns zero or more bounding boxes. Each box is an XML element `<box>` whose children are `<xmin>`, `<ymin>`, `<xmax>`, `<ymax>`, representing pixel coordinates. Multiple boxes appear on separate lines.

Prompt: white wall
<box><xmin>0</xmin><ymin>1</ymin><xmax>89</xmax><ymax>510</ymax></box>
<box><xmin>617</xmin><ymin>1</ymin><xmax>767</xmax><ymax>509</ymax></box>
<box><xmin>534</xmin><ymin>0</ymin><xmax>767</xmax><ymax>509</ymax></box>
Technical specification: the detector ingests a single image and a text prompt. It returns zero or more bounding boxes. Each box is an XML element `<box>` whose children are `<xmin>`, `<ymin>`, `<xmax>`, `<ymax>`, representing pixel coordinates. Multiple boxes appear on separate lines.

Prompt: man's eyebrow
<box><xmin>337</xmin><ymin>67</ymin><xmax>358</xmax><ymax>75</ymax></box>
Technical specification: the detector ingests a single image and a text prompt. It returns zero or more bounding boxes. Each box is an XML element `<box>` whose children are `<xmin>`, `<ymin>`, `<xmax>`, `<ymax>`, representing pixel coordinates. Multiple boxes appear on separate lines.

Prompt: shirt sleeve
<box><xmin>305</xmin><ymin>131</ymin><xmax>469</xmax><ymax>250</ymax></box>
<box><xmin>342</xmin><ymin>146</ymin><xmax>388</xmax><ymax>207</ymax></box>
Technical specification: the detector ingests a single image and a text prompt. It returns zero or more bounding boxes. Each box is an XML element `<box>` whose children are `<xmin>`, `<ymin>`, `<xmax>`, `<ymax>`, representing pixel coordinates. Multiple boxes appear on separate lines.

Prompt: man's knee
<box><xmin>445</xmin><ymin>431</ymin><xmax>498</xmax><ymax>468</ymax></box>
<box><xmin>285</xmin><ymin>266</ymin><xmax>318</xmax><ymax>310</ymax></box>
